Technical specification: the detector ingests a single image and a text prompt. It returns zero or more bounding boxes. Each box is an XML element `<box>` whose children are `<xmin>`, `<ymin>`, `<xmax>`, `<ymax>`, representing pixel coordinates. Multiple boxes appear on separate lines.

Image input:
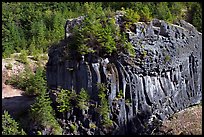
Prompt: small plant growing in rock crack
<box><xmin>142</xmin><ymin>50</ymin><xmax>147</xmax><ymax>58</ymax></box>
<box><xmin>125</xmin><ymin>99</ymin><xmax>131</xmax><ymax>104</ymax></box>
<box><xmin>70</xmin><ymin>123</ymin><xmax>77</xmax><ymax>133</ymax></box>
<box><xmin>124</xmin><ymin>42</ymin><xmax>136</xmax><ymax>57</ymax></box>
<box><xmin>97</xmin><ymin>83</ymin><xmax>113</xmax><ymax>128</ymax></box>
<box><xmin>89</xmin><ymin>122</ymin><xmax>97</xmax><ymax>129</ymax></box>
<box><xmin>164</xmin><ymin>55</ymin><xmax>171</xmax><ymax>63</ymax></box>
<box><xmin>117</xmin><ymin>90</ymin><xmax>124</xmax><ymax>99</ymax></box>
<box><xmin>56</xmin><ymin>89</ymin><xmax>77</xmax><ymax>120</ymax></box>
<box><xmin>77</xmin><ymin>88</ymin><xmax>90</xmax><ymax>110</ymax></box>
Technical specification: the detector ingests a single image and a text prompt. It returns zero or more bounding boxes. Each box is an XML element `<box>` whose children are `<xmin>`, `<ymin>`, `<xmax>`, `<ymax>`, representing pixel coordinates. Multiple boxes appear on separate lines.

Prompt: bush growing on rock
<box><xmin>56</xmin><ymin>89</ymin><xmax>72</xmax><ymax>113</ymax></box>
<box><xmin>77</xmin><ymin>88</ymin><xmax>90</xmax><ymax>110</ymax></box>
<box><xmin>124</xmin><ymin>42</ymin><xmax>136</xmax><ymax>57</ymax></box>
<box><xmin>97</xmin><ymin>83</ymin><xmax>113</xmax><ymax>128</ymax></box>
<box><xmin>30</xmin><ymin>89</ymin><xmax>62</xmax><ymax>135</ymax></box>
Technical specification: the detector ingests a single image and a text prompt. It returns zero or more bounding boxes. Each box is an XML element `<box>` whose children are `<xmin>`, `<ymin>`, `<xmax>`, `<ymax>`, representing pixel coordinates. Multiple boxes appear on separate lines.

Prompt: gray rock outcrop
<box><xmin>46</xmin><ymin>14</ymin><xmax>202</xmax><ymax>135</ymax></box>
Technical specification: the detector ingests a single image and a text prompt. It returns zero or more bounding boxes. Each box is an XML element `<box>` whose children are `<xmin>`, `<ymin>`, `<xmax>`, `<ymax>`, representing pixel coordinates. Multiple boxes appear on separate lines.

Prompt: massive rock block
<box><xmin>46</xmin><ymin>14</ymin><xmax>202</xmax><ymax>134</ymax></box>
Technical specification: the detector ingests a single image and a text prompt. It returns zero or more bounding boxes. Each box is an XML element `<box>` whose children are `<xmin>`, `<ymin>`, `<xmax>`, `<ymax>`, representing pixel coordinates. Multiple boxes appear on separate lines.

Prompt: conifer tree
<box><xmin>30</xmin><ymin>88</ymin><xmax>62</xmax><ymax>135</ymax></box>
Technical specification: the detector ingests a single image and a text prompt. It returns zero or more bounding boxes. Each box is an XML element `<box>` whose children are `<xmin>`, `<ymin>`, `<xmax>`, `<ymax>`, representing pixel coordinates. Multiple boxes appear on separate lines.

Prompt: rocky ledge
<box><xmin>46</xmin><ymin>13</ymin><xmax>202</xmax><ymax>135</ymax></box>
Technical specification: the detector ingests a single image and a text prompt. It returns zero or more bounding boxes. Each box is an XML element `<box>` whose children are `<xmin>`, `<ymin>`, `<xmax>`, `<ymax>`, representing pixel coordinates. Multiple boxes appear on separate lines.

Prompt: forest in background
<box><xmin>2</xmin><ymin>2</ymin><xmax>202</xmax><ymax>58</ymax></box>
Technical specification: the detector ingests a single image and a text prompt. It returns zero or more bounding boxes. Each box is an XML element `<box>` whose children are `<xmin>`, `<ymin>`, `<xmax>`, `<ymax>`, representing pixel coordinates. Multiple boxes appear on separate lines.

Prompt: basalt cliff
<box><xmin>46</xmin><ymin>13</ymin><xmax>202</xmax><ymax>135</ymax></box>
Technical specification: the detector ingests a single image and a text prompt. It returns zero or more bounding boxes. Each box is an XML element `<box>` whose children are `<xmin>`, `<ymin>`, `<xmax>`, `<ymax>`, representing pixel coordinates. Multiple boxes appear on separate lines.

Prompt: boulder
<box><xmin>46</xmin><ymin>15</ymin><xmax>202</xmax><ymax>135</ymax></box>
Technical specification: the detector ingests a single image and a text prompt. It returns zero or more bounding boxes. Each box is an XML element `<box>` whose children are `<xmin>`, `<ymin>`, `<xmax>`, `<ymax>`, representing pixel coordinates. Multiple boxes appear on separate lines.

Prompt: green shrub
<box><xmin>25</xmin><ymin>67</ymin><xmax>46</xmax><ymax>95</ymax></box>
<box><xmin>5</xmin><ymin>63</ymin><xmax>13</xmax><ymax>70</ymax></box>
<box><xmin>17</xmin><ymin>50</ymin><xmax>29</xmax><ymax>64</ymax></box>
<box><xmin>32</xmin><ymin>53</ymin><xmax>41</xmax><ymax>61</ymax></box>
<box><xmin>117</xmin><ymin>89</ymin><xmax>124</xmax><ymax>99</ymax></box>
<box><xmin>2</xmin><ymin>111</ymin><xmax>26</xmax><ymax>135</ymax></box>
<box><xmin>97</xmin><ymin>83</ymin><xmax>113</xmax><ymax>128</ymax></box>
<box><xmin>139</xmin><ymin>5</ymin><xmax>152</xmax><ymax>22</ymax></box>
<box><xmin>191</xmin><ymin>3</ymin><xmax>202</xmax><ymax>32</ymax></box>
<box><xmin>70</xmin><ymin>123</ymin><xmax>77</xmax><ymax>133</ymax></box>
<box><xmin>121</xmin><ymin>7</ymin><xmax>140</xmax><ymax>23</ymax></box>
<box><xmin>30</xmin><ymin>89</ymin><xmax>62</xmax><ymax>135</ymax></box>
<box><xmin>6</xmin><ymin>66</ymin><xmax>46</xmax><ymax>96</ymax></box>
<box><xmin>155</xmin><ymin>2</ymin><xmax>173</xmax><ymax>23</ymax></box>
<box><xmin>77</xmin><ymin>88</ymin><xmax>90</xmax><ymax>110</ymax></box>
<box><xmin>124</xmin><ymin>42</ymin><xmax>135</xmax><ymax>57</ymax></box>
<box><xmin>56</xmin><ymin>89</ymin><xmax>72</xmax><ymax>113</ymax></box>
<box><xmin>89</xmin><ymin>123</ymin><xmax>97</xmax><ymax>129</ymax></box>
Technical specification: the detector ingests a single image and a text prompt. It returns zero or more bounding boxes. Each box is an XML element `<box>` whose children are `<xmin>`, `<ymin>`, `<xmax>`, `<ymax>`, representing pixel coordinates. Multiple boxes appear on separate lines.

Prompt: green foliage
<box><xmin>56</xmin><ymin>89</ymin><xmax>72</xmax><ymax>113</ymax></box>
<box><xmin>164</xmin><ymin>55</ymin><xmax>171</xmax><ymax>63</ymax></box>
<box><xmin>69</xmin><ymin>2</ymin><xmax>118</xmax><ymax>56</ymax></box>
<box><xmin>5</xmin><ymin>63</ymin><xmax>13</xmax><ymax>70</ymax></box>
<box><xmin>89</xmin><ymin>122</ymin><xmax>97</xmax><ymax>129</ymax></box>
<box><xmin>6</xmin><ymin>66</ymin><xmax>46</xmax><ymax>96</ymax></box>
<box><xmin>139</xmin><ymin>5</ymin><xmax>152</xmax><ymax>22</ymax></box>
<box><xmin>17</xmin><ymin>50</ymin><xmax>29</xmax><ymax>64</ymax></box>
<box><xmin>70</xmin><ymin>123</ymin><xmax>77</xmax><ymax>133</ymax></box>
<box><xmin>30</xmin><ymin>89</ymin><xmax>62</xmax><ymax>135</ymax></box>
<box><xmin>32</xmin><ymin>53</ymin><xmax>41</xmax><ymax>61</ymax></box>
<box><xmin>155</xmin><ymin>2</ymin><xmax>173</xmax><ymax>23</ymax></box>
<box><xmin>142</xmin><ymin>50</ymin><xmax>147</xmax><ymax>58</ymax></box>
<box><xmin>97</xmin><ymin>83</ymin><xmax>113</xmax><ymax>128</ymax></box>
<box><xmin>121</xmin><ymin>7</ymin><xmax>140</xmax><ymax>23</ymax></box>
<box><xmin>117</xmin><ymin>89</ymin><xmax>124</xmax><ymax>99</ymax></box>
<box><xmin>190</xmin><ymin>3</ymin><xmax>202</xmax><ymax>32</ymax></box>
<box><xmin>2</xmin><ymin>111</ymin><xmax>26</xmax><ymax>135</ymax></box>
<box><xmin>97</xmin><ymin>83</ymin><xmax>107</xmax><ymax>93</ymax></box>
<box><xmin>125</xmin><ymin>99</ymin><xmax>131</xmax><ymax>104</ymax></box>
<box><xmin>124</xmin><ymin>42</ymin><xmax>135</xmax><ymax>57</ymax></box>
<box><xmin>168</xmin><ymin>2</ymin><xmax>186</xmax><ymax>23</ymax></box>
<box><xmin>77</xmin><ymin>88</ymin><xmax>90</xmax><ymax>110</ymax></box>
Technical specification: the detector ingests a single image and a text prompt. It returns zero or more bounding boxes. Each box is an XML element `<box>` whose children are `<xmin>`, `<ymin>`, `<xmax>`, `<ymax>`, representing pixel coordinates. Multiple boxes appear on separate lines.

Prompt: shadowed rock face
<box><xmin>46</xmin><ymin>14</ymin><xmax>202</xmax><ymax>135</ymax></box>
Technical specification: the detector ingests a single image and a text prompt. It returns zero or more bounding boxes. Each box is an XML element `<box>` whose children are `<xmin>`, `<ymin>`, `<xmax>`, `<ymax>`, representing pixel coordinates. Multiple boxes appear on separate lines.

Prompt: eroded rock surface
<box><xmin>46</xmin><ymin>14</ymin><xmax>202</xmax><ymax>135</ymax></box>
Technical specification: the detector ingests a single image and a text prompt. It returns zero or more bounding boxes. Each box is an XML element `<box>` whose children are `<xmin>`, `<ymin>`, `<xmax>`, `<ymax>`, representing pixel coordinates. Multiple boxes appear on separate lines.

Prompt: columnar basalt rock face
<box><xmin>46</xmin><ymin>14</ymin><xmax>202</xmax><ymax>135</ymax></box>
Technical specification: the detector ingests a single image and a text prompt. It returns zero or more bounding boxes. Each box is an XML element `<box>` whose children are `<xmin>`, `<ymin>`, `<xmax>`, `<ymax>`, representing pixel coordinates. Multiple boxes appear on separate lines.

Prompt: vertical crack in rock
<box><xmin>142</xmin><ymin>76</ymin><xmax>153</xmax><ymax>107</ymax></box>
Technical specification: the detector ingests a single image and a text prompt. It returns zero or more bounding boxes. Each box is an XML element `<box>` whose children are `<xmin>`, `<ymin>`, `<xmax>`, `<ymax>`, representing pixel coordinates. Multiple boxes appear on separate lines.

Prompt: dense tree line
<box><xmin>2</xmin><ymin>2</ymin><xmax>202</xmax><ymax>58</ymax></box>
